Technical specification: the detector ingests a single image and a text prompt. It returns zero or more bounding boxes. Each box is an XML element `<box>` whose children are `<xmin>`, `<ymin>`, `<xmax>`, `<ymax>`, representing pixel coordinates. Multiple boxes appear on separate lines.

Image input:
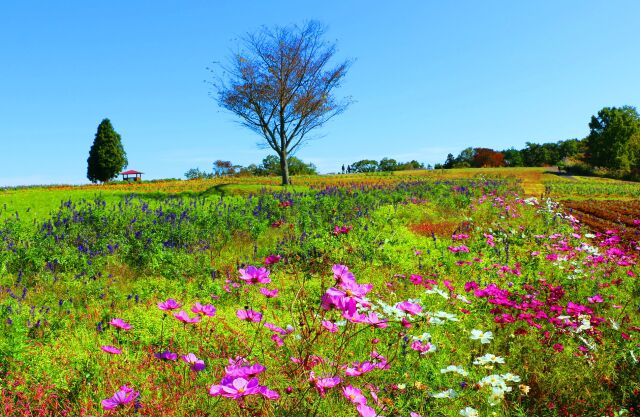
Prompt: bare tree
<box><xmin>211</xmin><ymin>21</ymin><xmax>352</xmax><ymax>185</ymax></box>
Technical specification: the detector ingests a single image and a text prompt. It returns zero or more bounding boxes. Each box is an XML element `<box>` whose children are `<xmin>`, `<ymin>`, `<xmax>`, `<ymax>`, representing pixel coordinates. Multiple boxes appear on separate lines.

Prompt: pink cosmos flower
<box><xmin>448</xmin><ymin>245</ymin><xmax>470</xmax><ymax>253</ymax></box>
<box><xmin>464</xmin><ymin>281</ymin><xmax>479</xmax><ymax>292</ymax></box>
<box><xmin>236</xmin><ymin>309</ymin><xmax>263</xmax><ymax>322</ymax></box>
<box><xmin>154</xmin><ymin>351</ymin><xmax>178</xmax><ymax>361</ymax></box>
<box><xmin>396</xmin><ymin>301</ymin><xmax>422</xmax><ymax>316</ymax></box>
<box><xmin>410</xmin><ymin>413</ymin><xmax>424</xmax><ymax>417</ymax></box>
<box><xmin>345</xmin><ymin>361</ymin><xmax>375</xmax><ymax>377</ymax></box>
<box><xmin>100</xmin><ymin>345</ymin><xmax>122</xmax><ymax>355</ymax></box>
<box><xmin>587</xmin><ymin>294</ymin><xmax>604</xmax><ymax>304</ymax></box>
<box><xmin>239</xmin><ymin>266</ymin><xmax>271</xmax><ymax>284</ymax></box>
<box><xmin>225</xmin><ymin>362</ymin><xmax>266</xmax><ymax>378</ymax></box>
<box><xmin>173</xmin><ymin>310</ymin><xmax>202</xmax><ymax>324</ymax></box>
<box><xmin>191</xmin><ymin>302</ymin><xmax>217</xmax><ymax>317</ymax></box>
<box><xmin>181</xmin><ymin>353</ymin><xmax>206</xmax><ymax>371</ymax></box>
<box><xmin>271</xmin><ymin>334</ymin><xmax>284</xmax><ymax>347</ymax></box>
<box><xmin>484</xmin><ymin>233</ymin><xmax>495</xmax><ymax>247</ymax></box>
<box><xmin>553</xmin><ymin>343</ymin><xmax>564</xmax><ymax>353</ymax></box>
<box><xmin>370</xmin><ymin>351</ymin><xmax>389</xmax><ymax>369</ymax></box>
<box><xmin>333</xmin><ymin>264</ymin><xmax>356</xmax><ymax>284</ymax></box>
<box><xmin>264</xmin><ymin>255</ymin><xmax>282</xmax><ymax>265</ymax></box>
<box><xmin>333</xmin><ymin>225</ymin><xmax>353</xmax><ymax>235</ymax></box>
<box><xmin>264</xmin><ymin>322</ymin><xmax>287</xmax><ymax>334</ymax></box>
<box><xmin>260</xmin><ymin>287</ymin><xmax>279</xmax><ymax>298</ymax></box>
<box><xmin>158</xmin><ymin>298</ymin><xmax>182</xmax><ymax>311</ymax></box>
<box><xmin>102</xmin><ymin>385</ymin><xmax>139</xmax><ymax>410</ymax></box>
<box><xmin>357</xmin><ymin>404</ymin><xmax>385</xmax><ymax>417</ymax></box>
<box><xmin>259</xmin><ymin>386</ymin><xmax>281</xmax><ymax>400</ymax></box>
<box><xmin>443</xmin><ymin>280</ymin><xmax>454</xmax><ymax>292</ymax></box>
<box><xmin>209</xmin><ymin>377</ymin><xmax>261</xmax><ymax>399</ymax></box>
<box><xmin>109</xmin><ymin>318</ymin><xmax>132</xmax><ymax>330</ymax></box>
<box><xmin>410</xmin><ymin>340</ymin><xmax>434</xmax><ymax>354</ymax></box>
<box><xmin>363</xmin><ymin>312</ymin><xmax>388</xmax><ymax>328</ymax></box>
<box><xmin>452</xmin><ymin>233</ymin><xmax>469</xmax><ymax>241</ymax></box>
<box><xmin>322</xmin><ymin>320</ymin><xmax>339</xmax><ymax>333</ymax></box>
<box><xmin>343</xmin><ymin>385</ymin><xmax>367</xmax><ymax>405</ymax></box>
<box><xmin>309</xmin><ymin>372</ymin><xmax>341</xmax><ymax>397</ymax></box>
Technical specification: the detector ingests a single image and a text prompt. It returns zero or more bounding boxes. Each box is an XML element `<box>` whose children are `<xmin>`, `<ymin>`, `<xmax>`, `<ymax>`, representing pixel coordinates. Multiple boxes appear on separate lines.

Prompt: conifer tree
<box><xmin>87</xmin><ymin>119</ymin><xmax>128</xmax><ymax>183</ymax></box>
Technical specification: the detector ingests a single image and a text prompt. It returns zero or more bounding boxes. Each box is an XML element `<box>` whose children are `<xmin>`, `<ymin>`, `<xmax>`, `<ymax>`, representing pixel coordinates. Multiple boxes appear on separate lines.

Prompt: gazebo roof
<box><xmin>120</xmin><ymin>170</ymin><xmax>143</xmax><ymax>175</ymax></box>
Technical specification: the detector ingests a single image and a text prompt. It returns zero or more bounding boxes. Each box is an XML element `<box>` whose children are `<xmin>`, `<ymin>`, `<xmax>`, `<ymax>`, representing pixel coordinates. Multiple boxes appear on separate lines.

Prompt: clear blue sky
<box><xmin>1</xmin><ymin>1</ymin><xmax>638</xmax><ymax>186</ymax></box>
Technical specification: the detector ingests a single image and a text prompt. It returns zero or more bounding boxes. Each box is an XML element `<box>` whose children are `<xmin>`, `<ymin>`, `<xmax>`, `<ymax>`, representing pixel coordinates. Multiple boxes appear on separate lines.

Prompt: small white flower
<box><xmin>412</xmin><ymin>332</ymin><xmax>432</xmax><ymax>342</ymax></box>
<box><xmin>459</xmin><ymin>407</ymin><xmax>479</xmax><ymax>417</ymax></box>
<box><xmin>500</xmin><ymin>372</ymin><xmax>521</xmax><ymax>383</ymax></box>
<box><xmin>473</xmin><ymin>353</ymin><xmax>505</xmax><ymax>365</ymax></box>
<box><xmin>433</xmin><ymin>311</ymin><xmax>459</xmax><ymax>321</ymax></box>
<box><xmin>440</xmin><ymin>365</ymin><xmax>469</xmax><ymax>377</ymax></box>
<box><xmin>425</xmin><ymin>286</ymin><xmax>449</xmax><ymax>299</ymax></box>
<box><xmin>470</xmin><ymin>329</ymin><xmax>494</xmax><ymax>344</ymax></box>
<box><xmin>431</xmin><ymin>389</ymin><xmax>457</xmax><ymax>399</ymax></box>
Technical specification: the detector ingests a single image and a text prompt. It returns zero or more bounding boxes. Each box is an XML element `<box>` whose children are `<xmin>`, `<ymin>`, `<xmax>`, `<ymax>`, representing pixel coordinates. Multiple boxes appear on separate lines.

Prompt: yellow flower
<box><xmin>519</xmin><ymin>384</ymin><xmax>530</xmax><ymax>396</ymax></box>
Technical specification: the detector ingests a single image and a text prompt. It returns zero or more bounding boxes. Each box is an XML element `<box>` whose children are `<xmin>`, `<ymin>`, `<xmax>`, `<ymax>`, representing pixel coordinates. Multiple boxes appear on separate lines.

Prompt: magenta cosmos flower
<box><xmin>238</xmin><ymin>266</ymin><xmax>271</xmax><ymax>284</ymax></box>
<box><xmin>209</xmin><ymin>376</ymin><xmax>261</xmax><ymax>399</ymax></box>
<box><xmin>345</xmin><ymin>361</ymin><xmax>375</xmax><ymax>377</ymax></box>
<box><xmin>158</xmin><ymin>298</ymin><xmax>182</xmax><ymax>311</ymax></box>
<box><xmin>322</xmin><ymin>320</ymin><xmax>339</xmax><ymax>333</ymax></box>
<box><xmin>173</xmin><ymin>310</ymin><xmax>202</xmax><ymax>324</ymax></box>
<box><xmin>109</xmin><ymin>318</ymin><xmax>132</xmax><ymax>330</ymax></box>
<box><xmin>343</xmin><ymin>385</ymin><xmax>367</xmax><ymax>405</ymax></box>
<box><xmin>225</xmin><ymin>362</ymin><xmax>266</xmax><ymax>378</ymax></box>
<box><xmin>154</xmin><ymin>351</ymin><xmax>178</xmax><ymax>361</ymax></box>
<box><xmin>182</xmin><ymin>353</ymin><xmax>206</xmax><ymax>371</ymax></box>
<box><xmin>236</xmin><ymin>309</ymin><xmax>263</xmax><ymax>322</ymax></box>
<box><xmin>191</xmin><ymin>302</ymin><xmax>217</xmax><ymax>317</ymax></box>
<box><xmin>332</xmin><ymin>264</ymin><xmax>356</xmax><ymax>283</ymax></box>
<box><xmin>263</xmin><ymin>322</ymin><xmax>288</xmax><ymax>335</ymax></box>
<box><xmin>264</xmin><ymin>254</ymin><xmax>282</xmax><ymax>265</ymax></box>
<box><xmin>102</xmin><ymin>385</ymin><xmax>139</xmax><ymax>410</ymax></box>
<box><xmin>259</xmin><ymin>287</ymin><xmax>279</xmax><ymax>298</ymax></box>
<box><xmin>100</xmin><ymin>345</ymin><xmax>122</xmax><ymax>355</ymax></box>
<box><xmin>396</xmin><ymin>300</ymin><xmax>423</xmax><ymax>316</ymax></box>
<box><xmin>309</xmin><ymin>372</ymin><xmax>341</xmax><ymax>397</ymax></box>
<box><xmin>357</xmin><ymin>404</ymin><xmax>385</xmax><ymax>417</ymax></box>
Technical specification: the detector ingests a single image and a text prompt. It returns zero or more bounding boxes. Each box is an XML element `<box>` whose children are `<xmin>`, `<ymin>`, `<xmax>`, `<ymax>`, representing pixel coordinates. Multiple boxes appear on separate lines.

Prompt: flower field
<box><xmin>0</xmin><ymin>172</ymin><xmax>639</xmax><ymax>417</ymax></box>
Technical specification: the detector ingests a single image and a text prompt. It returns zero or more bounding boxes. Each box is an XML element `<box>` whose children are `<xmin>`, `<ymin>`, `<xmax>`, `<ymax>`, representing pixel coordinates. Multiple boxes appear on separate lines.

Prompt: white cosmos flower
<box><xmin>470</xmin><ymin>329</ymin><xmax>494</xmax><ymax>344</ymax></box>
<box><xmin>440</xmin><ymin>365</ymin><xmax>469</xmax><ymax>377</ymax></box>
<box><xmin>473</xmin><ymin>353</ymin><xmax>505</xmax><ymax>365</ymax></box>
<box><xmin>459</xmin><ymin>407</ymin><xmax>479</xmax><ymax>417</ymax></box>
<box><xmin>500</xmin><ymin>372</ymin><xmax>521</xmax><ymax>383</ymax></box>
<box><xmin>433</xmin><ymin>311</ymin><xmax>459</xmax><ymax>321</ymax></box>
<box><xmin>425</xmin><ymin>286</ymin><xmax>449</xmax><ymax>299</ymax></box>
<box><xmin>431</xmin><ymin>389</ymin><xmax>457</xmax><ymax>399</ymax></box>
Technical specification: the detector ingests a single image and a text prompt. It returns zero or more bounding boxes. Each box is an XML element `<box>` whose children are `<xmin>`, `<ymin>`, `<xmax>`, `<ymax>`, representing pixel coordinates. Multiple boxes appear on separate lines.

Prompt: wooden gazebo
<box><xmin>120</xmin><ymin>170</ymin><xmax>143</xmax><ymax>182</ymax></box>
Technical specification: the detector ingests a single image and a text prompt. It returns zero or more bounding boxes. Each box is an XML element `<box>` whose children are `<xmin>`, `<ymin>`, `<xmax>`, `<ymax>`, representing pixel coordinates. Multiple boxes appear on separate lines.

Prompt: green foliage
<box><xmin>350</xmin><ymin>159</ymin><xmax>379</xmax><ymax>173</ymax></box>
<box><xmin>378</xmin><ymin>157</ymin><xmax>398</xmax><ymax>172</ymax></box>
<box><xmin>86</xmin><ymin>119</ymin><xmax>128</xmax><ymax>183</ymax></box>
<box><xmin>249</xmin><ymin>155</ymin><xmax>318</xmax><ymax>176</ymax></box>
<box><xmin>184</xmin><ymin>168</ymin><xmax>215</xmax><ymax>180</ymax></box>
<box><xmin>587</xmin><ymin>106</ymin><xmax>640</xmax><ymax>174</ymax></box>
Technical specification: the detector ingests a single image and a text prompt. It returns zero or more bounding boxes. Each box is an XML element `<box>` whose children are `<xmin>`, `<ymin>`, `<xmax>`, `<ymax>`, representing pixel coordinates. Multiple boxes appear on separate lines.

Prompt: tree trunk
<box><xmin>279</xmin><ymin>151</ymin><xmax>291</xmax><ymax>185</ymax></box>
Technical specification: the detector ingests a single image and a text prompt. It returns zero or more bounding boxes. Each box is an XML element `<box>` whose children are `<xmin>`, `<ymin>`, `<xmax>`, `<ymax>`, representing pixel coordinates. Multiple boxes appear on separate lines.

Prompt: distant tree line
<box><xmin>184</xmin><ymin>156</ymin><xmax>317</xmax><ymax>180</ymax></box>
<box><xmin>434</xmin><ymin>106</ymin><xmax>640</xmax><ymax>180</ymax></box>
<box><xmin>343</xmin><ymin>158</ymin><xmax>425</xmax><ymax>173</ymax></box>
